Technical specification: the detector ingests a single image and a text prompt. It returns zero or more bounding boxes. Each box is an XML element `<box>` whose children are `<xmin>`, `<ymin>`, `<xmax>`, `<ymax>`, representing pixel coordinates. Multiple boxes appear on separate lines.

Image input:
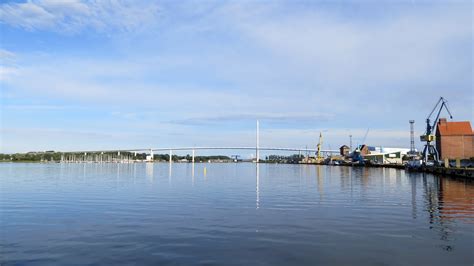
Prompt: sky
<box><xmin>0</xmin><ymin>0</ymin><xmax>472</xmax><ymax>155</ymax></box>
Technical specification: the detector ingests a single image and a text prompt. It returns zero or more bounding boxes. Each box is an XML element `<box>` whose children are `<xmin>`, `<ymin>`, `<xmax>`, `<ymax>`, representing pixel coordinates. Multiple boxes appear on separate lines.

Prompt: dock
<box><xmin>407</xmin><ymin>165</ymin><xmax>474</xmax><ymax>179</ymax></box>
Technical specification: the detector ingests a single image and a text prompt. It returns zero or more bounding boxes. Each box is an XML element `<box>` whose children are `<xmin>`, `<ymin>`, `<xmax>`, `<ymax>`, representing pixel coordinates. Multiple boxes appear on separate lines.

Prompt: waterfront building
<box><xmin>364</xmin><ymin>152</ymin><xmax>403</xmax><ymax>165</ymax></box>
<box><xmin>359</xmin><ymin>145</ymin><xmax>369</xmax><ymax>156</ymax></box>
<box><xmin>339</xmin><ymin>145</ymin><xmax>350</xmax><ymax>156</ymax></box>
<box><xmin>360</xmin><ymin>146</ymin><xmax>412</xmax><ymax>165</ymax></box>
<box><xmin>436</xmin><ymin>118</ymin><xmax>474</xmax><ymax>160</ymax></box>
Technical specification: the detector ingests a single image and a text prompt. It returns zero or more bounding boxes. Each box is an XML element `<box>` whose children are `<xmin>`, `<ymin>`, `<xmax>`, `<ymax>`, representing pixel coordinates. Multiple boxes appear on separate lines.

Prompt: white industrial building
<box><xmin>362</xmin><ymin>146</ymin><xmax>412</xmax><ymax>165</ymax></box>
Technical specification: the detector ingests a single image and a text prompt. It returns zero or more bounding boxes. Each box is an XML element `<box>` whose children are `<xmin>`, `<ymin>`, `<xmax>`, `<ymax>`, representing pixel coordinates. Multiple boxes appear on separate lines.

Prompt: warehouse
<box><xmin>436</xmin><ymin>118</ymin><xmax>474</xmax><ymax>160</ymax></box>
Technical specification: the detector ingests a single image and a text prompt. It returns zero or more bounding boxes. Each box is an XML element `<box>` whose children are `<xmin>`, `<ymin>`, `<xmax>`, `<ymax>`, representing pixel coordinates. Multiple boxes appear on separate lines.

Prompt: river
<box><xmin>1</xmin><ymin>163</ymin><xmax>473</xmax><ymax>265</ymax></box>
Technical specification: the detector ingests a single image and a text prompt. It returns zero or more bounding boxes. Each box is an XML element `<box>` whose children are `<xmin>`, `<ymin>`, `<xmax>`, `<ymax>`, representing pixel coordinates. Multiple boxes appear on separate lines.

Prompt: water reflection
<box><xmin>339</xmin><ymin>166</ymin><xmax>350</xmax><ymax>191</ymax></box>
<box><xmin>256</xmin><ymin>164</ymin><xmax>260</xmax><ymax>209</ymax></box>
<box><xmin>146</xmin><ymin>162</ymin><xmax>153</xmax><ymax>181</ymax></box>
<box><xmin>438</xmin><ymin>177</ymin><xmax>474</xmax><ymax>221</ymax></box>
<box><xmin>333</xmin><ymin>166</ymin><xmax>474</xmax><ymax>253</ymax></box>
<box><xmin>316</xmin><ymin>165</ymin><xmax>324</xmax><ymax>200</ymax></box>
<box><xmin>361</xmin><ymin>167</ymin><xmax>370</xmax><ymax>187</ymax></box>
<box><xmin>2</xmin><ymin>163</ymin><xmax>473</xmax><ymax>265</ymax></box>
<box><xmin>133</xmin><ymin>163</ymin><xmax>137</xmax><ymax>184</ymax></box>
<box><xmin>168</xmin><ymin>161</ymin><xmax>172</xmax><ymax>183</ymax></box>
<box><xmin>417</xmin><ymin>174</ymin><xmax>474</xmax><ymax>251</ymax></box>
<box><xmin>396</xmin><ymin>169</ymin><xmax>402</xmax><ymax>187</ymax></box>
<box><xmin>411</xmin><ymin>175</ymin><xmax>417</xmax><ymax>219</ymax></box>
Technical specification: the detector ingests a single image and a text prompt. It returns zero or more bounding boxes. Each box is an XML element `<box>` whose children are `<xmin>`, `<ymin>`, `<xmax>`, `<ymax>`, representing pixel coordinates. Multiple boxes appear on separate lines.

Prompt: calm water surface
<box><xmin>1</xmin><ymin>163</ymin><xmax>473</xmax><ymax>265</ymax></box>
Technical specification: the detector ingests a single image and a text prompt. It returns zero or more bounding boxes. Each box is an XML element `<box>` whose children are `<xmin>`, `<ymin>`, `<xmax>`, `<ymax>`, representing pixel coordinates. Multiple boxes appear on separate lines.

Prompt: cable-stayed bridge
<box><xmin>59</xmin><ymin>146</ymin><xmax>339</xmax><ymax>163</ymax></box>
<box><xmin>59</xmin><ymin>121</ymin><xmax>339</xmax><ymax>162</ymax></box>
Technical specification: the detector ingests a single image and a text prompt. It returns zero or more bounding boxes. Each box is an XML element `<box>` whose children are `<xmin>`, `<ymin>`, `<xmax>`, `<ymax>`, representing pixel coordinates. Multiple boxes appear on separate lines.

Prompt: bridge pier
<box><xmin>169</xmin><ymin>150</ymin><xmax>172</xmax><ymax>163</ymax></box>
<box><xmin>192</xmin><ymin>149</ymin><xmax>195</xmax><ymax>163</ymax></box>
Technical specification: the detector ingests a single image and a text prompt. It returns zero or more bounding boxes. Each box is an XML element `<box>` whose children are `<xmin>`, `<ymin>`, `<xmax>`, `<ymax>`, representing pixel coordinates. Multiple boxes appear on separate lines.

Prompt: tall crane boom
<box><xmin>316</xmin><ymin>132</ymin><xmax>324</xmax><ymax>162</ymax></box>
<box><xmin>362</xmin><ymin>128</ymin><xmax>370</xmax><ymax>144</ymax></box>
<box><xmin>421</xmin><ymin>97</ymin><xmax>453</xmax><ymax>164</ymax></box>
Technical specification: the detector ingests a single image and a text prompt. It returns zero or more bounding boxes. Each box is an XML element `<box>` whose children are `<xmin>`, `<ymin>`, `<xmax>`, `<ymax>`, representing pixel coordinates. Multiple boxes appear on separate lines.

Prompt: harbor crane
<box><xmin>350</xmin><ymin>128</ymin><xmax>369</xmax><ymax>163</ymax></box>
<box><xmin>316</xmin><ymin>132</ymin><xmax>324</xmax><ymax>163</ymax></box>
<box><xmin>361</xmin><ymin>128</ymin><xmax>370</xmax><ymax>145</ymax></box>
<box><xmin>420</xmin><ymin>97</ymin><xmax>453</xmax><ymax>164</ymax></box>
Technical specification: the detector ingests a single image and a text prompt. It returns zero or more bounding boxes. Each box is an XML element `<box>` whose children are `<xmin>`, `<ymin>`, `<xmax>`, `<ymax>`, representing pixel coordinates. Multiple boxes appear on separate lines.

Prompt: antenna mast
<box><xmin>409</xmin><ymin>120</ymin><xmax>415</xmax><ymax>155</ymax></box>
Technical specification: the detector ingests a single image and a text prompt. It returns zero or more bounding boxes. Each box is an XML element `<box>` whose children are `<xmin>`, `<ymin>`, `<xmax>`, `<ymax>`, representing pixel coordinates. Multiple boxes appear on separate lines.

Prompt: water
<box><xmin>1</xmin><ymin>163</ymin><xmax>473</xmax><ymax>265</ymax></box>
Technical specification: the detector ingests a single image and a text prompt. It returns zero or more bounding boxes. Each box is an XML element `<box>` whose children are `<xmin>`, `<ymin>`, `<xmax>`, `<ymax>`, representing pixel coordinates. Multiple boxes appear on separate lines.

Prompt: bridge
<box><xmin>59</xmin><ymin>120</ymin><xmax>339</xmax><ymax>163</ymax></box>
<box><xmin>59</xmin><ymin>146</ymin><xmax>339</xmax><ymax>163</ymax></box>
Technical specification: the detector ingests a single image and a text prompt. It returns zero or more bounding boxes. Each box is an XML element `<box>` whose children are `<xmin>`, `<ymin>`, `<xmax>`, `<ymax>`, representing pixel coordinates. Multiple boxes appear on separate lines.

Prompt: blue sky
<box><xmin>0</xmin><ymin>0</ymin><xmax>472</xmax><ymax>155</ymax></box>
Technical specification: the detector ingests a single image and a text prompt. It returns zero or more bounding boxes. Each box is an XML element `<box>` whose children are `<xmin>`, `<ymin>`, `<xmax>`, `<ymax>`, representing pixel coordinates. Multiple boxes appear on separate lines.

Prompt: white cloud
<box><xmin>168</xmin><ymin>112</ymin><xmax>336</xmax><ymax>125</ymax></box>
<box><xmin>0</xmin><ymin>49</ymin><xmax>15</xmax><ymax>60</ymax></box>
<box><xmin>0</xmin><ymin>0</ymin><xmax>161</xmax><ymax>33</ymax></box>
<box><xmin>2</xmin><ymin>104</ymin><xmax>70</xmax><ymax>111</ymax></box>
<box><xmin>1</xmin><ymin>1</ymin><xmax>472</xmax><ymax>152</ymax></box>
<box><xmin>0</xmin><ymin>49</ymin><xmax>17</xmax><ymax>81</ymax></box>
<box><xmin>0</xmin><ymin>66</ymin><xmax>18</xmax><ymax>81</ymax></box>
<box><xmin>0</xmin><ymin>124</ymin><xmax>415</xmax><ymax>154</ymax></box>
<box><xmin>231</xmin><ymin>4</ymin><xmax>471</xmax><ymax>89</ymax></box>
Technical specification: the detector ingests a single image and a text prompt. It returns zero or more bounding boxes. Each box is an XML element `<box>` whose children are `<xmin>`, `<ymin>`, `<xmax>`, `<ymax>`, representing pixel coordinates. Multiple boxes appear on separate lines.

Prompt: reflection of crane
<box><xmin>420</xmin><ymin>97</ymin><xmax>453</xmax><ymax>164</ymax></box>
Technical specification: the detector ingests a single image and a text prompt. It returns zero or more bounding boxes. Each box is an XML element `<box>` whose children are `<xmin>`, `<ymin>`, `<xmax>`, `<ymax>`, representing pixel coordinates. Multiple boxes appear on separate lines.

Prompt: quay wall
<box><xmin>307</xmin><ymin>162</ymin><xmax>473</xmax><ymax>179</ymax></box>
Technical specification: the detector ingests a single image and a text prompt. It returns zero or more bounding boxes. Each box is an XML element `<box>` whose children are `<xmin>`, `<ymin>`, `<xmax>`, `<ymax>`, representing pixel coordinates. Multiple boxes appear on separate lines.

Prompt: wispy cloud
<box><xmin>0</xmin><ymin>125</ymin><xmax>414</xmax><ymax>154</ymax></box>
<box><xmin>0</xmin><ymin>66</ymin><xmax>17</xmax><ymax>82</ymax></box>
<box><xmin>0</xmin><ymin>49</ymin><xmax>15</xmax><ymax>60</ymax></box>
<box><xmin>0</xmin><ymin>0</ymin><xmax>161</xmax><ymax>33</ymax></box>
<box><xmin>0</xmin><ymin>49</ymin><xmax>17</xmax><ymax>81</ymax></box>
<box><xmin>168</xmin><ymin>113</ymin><xmax>336</xmax><ymax>126</ymax></box>
<box><xmin>2</xmin><ymin>104</ymin><xmax>71</xmax><ymax>111</ymax></box>
<box><xmin>1</xmin><ymin>1</ymin><xmax>471</xmax><ymax>152</ymax></box>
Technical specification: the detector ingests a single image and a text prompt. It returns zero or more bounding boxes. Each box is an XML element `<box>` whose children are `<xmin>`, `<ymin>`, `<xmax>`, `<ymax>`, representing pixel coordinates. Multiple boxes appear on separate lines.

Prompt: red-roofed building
<box><xmin>436</xmin><ymin>118</ymin><xmax>474</xmax><ymax>160</ymax></box>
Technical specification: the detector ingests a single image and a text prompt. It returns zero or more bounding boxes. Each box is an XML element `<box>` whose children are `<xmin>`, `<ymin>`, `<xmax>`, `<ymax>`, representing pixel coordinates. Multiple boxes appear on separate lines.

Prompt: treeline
<box><xmin>151</xmin><ymin>154</ymin><xmax>231</xmax><ymax>162</ymax></box>
<box><xmin>0</xmin><ymin>152</ymin><xmax>62</xmax><ymax>162</ymax></box>
<box><xmin>167</xmin><ymin>154</ymin><xmax>231</xmax><ymax>162</ymax></box>
<box><xmin>264</xmin><ymin>154</ymin><xmax>304</xmax><ymax>164</ymax></box>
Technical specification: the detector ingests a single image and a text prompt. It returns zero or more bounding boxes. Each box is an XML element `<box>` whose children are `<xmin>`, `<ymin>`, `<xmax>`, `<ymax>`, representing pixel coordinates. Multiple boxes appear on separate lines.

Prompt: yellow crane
<box><xmin>316</xmin><ymin>132</ymin><xmax>324</xmax><ymax>163</ymax></box>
